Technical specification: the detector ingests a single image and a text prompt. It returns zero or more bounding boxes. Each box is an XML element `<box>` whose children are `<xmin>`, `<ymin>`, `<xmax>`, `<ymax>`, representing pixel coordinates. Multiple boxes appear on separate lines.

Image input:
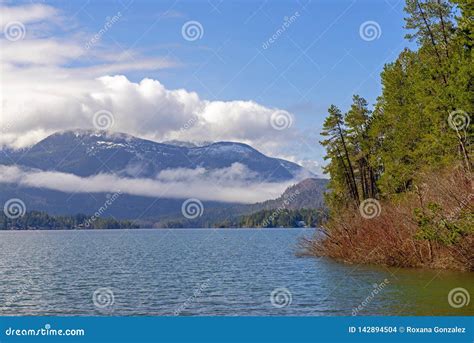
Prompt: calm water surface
<box><xmin>0</xmin><ymin>229</ymin><xmax>472</xmax><ymax>316</ymax></box>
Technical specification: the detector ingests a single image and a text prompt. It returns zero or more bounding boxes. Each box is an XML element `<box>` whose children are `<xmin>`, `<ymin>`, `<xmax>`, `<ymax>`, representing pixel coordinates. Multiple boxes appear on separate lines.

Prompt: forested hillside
<box><xmin>236</xmin><ymin>209</ymin><xmax>324</xmax><ymax>228</ymax></box>
<box><xmin>157</xmin><ymin>178</ymin><xmax>327</xmax><ymax>228</ymax></box>
<box><xmin>0</xmin><ymin>211</ymin><xmax>139</xmax><ymax>230</ymax></box>
<box><xmin>304</xmin><ymin>0</ymin><xmax>473</xmax><ymax>271</ymax></box>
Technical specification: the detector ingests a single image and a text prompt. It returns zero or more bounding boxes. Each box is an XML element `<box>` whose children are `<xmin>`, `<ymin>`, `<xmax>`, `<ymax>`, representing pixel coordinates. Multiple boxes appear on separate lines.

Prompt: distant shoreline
<box><xmin>0</xmin><ymin>226</ymin><xmax>315</xmax><ymax>231</ymax></box>
<box><xmin>1</xmin><ymin>209</ymin><xmax>323</xmax><ymax>231</ymax></box>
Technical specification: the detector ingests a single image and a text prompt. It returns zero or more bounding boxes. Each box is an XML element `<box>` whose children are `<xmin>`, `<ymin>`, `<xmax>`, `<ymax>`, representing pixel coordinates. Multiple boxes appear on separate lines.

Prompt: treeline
<box><xmin>234</xmin><ymin>209</ymin><xmax>324</xmax><ymax>228</ymax></box>
<box><xmin>159</xmin><ymin>209</ymin><xmax>324</xmax><ymax>228</ymax></box>
<box><xmin>321</xmin><ymin>0</ymin><xmax>472</xmax><ymax>207</ymax></box>
<box><xmin>306</xmin><ymin>0</ymin><xmax>473</xmax><ymax>271</ymax></box>
<box><xmin>0</xmin><ymin>211</ymin><xmax>139</xmax><ymax>230</ymax></box>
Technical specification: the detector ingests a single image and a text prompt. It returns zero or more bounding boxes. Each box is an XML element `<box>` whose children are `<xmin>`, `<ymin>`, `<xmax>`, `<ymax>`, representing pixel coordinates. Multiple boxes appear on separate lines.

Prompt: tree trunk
<box><xmin>417</xmin><ymin>1</ymin><xmax>448</xmax><ymax>85</ymax></box>
<box><xmin>436</xmin><ymin>0</ymin><xmax>450</xmax><ymax>59</ymax></box>
<box><xmin>337</xmin><ymin>122</ymin><xmax>360</xmax><ymax>203</ymax></box>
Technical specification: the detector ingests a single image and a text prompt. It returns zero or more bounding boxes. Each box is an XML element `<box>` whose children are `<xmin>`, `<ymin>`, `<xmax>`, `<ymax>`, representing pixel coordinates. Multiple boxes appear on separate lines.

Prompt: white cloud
<box><xmin>0</xmin><ymin>4</ymin><xmax>58</xmax><ymax>27</ymax></box>
<box><xmin>1</xmin><ymin>39</ymin><xmax>83</xmax><ymax>65</ymax></box>
<box><xmin>0</xmin><ymin>164</ymin><xmax>295</xmax><ymax>203</ymax></box>
<box><xmin>0</xmin><ymin>3</ymin><xmax>316</xmax><ymax>172</ymax></box>
<box><xmin>2</xmin><ymin>69</ymin><xmax>298</xmax><ymax>156</ymax></box>
<box><xmin>278</xmin><ymin>154</ymin><xmax>325</xmax><ymax>177</ymax></box>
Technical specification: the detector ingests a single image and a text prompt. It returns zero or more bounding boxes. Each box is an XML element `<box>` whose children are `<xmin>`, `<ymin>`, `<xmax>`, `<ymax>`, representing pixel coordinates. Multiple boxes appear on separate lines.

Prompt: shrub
<box><xmin>302</xmin><ymin>168</ymin><xmax>473</xmax><ymax>271</ymax></box>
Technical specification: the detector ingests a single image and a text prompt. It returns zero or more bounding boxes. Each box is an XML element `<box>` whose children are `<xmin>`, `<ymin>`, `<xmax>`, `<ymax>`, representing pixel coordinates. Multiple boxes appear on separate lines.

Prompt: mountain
<box><xmin>0</xmin><ymin>130</ymin><xmax>326</xmax><ymax>223</ymax></box>
<box><xmin>253</xmin><ymin>178</ymin><xmax>327</xmax><ymax>210</ymax></box>
<box><xmin>161</xmin><ymin>140</ymin><xmax>213</xmax><ymax>148</ymax></box>
<box><xmin>155</xmin><ymin>178</ymin><xmax>328</xmax><ymax>227</ymax></box>
<box><xmin>0</xmin><ymin>130</ymin><xmax>305</xmax><ymax>181</ymax></box>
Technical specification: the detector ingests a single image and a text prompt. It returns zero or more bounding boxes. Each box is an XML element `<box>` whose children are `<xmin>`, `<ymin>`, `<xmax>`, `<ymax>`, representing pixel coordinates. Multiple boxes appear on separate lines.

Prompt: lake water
<box><xmin>0</xmin><ymin>229</ymin><xmax>472</xmax><ymax>316</ymax></box>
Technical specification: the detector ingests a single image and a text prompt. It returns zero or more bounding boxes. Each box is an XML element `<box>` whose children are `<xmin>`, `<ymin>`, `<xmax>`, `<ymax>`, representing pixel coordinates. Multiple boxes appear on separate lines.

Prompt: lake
<box><xmin>0</xmin><ymin>229</ymin><xmax>472</xmax><ymax>316</ymax></box>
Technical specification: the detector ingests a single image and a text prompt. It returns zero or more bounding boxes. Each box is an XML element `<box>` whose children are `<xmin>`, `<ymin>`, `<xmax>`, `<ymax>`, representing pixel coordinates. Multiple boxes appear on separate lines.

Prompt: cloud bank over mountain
<box><xmin>0</xmin><ymin>164</ymin><xmax>297</xmax><ymax>203</ymax></box>
<box><xmin>0</xmin><ymin>3</ymin><xmax>316</xmax><ymax>171</ymax></box>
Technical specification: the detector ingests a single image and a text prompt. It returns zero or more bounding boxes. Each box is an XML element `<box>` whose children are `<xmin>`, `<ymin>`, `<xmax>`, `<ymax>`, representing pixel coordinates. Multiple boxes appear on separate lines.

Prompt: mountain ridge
<box><xmin>0</xmin><ymin>129</ymin><xmax>309</xmax><ymax>182</ymax></box>
<box><xmin>0</xmin><ymin>130</ymin><xmax>326</xmax><ymax>224</ymax></box>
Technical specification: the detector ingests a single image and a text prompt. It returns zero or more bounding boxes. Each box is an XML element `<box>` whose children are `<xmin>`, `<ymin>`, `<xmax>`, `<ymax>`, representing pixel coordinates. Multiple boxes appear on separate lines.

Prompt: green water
<box><xmin>0</xmin><ymin>229</ymin><xmax>472</xmax><ymax>316</ymax></box>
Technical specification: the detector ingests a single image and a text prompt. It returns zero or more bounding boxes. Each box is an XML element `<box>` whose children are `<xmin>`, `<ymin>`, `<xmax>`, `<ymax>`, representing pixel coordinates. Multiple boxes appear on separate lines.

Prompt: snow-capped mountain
<box><xmin>161</xmin><ymin>140</ymin><xmax>214</xmax><ymax>148</ymax></box>
<box><xmin>0</xmin><ymin>130</ymin><xmax>307</xmax><ymax>181</ymax></box>
<box><xmin>0</xmin><ymin>130</ymin><xmax>324</xmax><ymax>222</ymax></box>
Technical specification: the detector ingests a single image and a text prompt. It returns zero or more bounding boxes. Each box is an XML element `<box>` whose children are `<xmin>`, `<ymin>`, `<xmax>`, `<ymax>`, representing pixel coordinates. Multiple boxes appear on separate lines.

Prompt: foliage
<box><xmin>0</xmin><ymin>211</ymin><xmax>139</xmax><ymax>230</ymax></box>
<box><xmin>303</xmin><ymin>169</ymin><xmax>473</xmax><ymax>271</ymax></box>
<box><xmin>322</xmin><ymin>0</ymin><xmax>472</xmax><ymax>205</ymax></box>
<box><xmin>310</xmin><ymin>0</ymin><xmax>473</xmax><ymax>271</ymax></box>
<box><xmin>414</xmin><ymin>202</ymin><xmax>467</xmax><ymax>245</ymax></box>
<box><xmin>237</xmin><ymin>208</ymin><xmax>325</xmax><ymax>228</ymax></box>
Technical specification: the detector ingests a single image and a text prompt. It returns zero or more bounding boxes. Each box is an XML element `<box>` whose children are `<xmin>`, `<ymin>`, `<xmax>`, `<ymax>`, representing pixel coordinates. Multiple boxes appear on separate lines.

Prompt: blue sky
<box><xmin>2</xmin><ymin>0</ymin><xmax>415</xmax><ymax>175</ymax></box>
<box><xmin>61</xmin><ymin>0</ymin><xmax>410</xmax><ymax>114</ymax></box>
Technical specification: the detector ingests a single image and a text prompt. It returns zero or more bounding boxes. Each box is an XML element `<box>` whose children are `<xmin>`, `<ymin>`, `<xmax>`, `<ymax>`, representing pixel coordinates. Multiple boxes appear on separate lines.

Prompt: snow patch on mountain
<box><xmin>0</xmin><ymin>129</ymin><xmax>313</xmax><ymax>182</ymax></box>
